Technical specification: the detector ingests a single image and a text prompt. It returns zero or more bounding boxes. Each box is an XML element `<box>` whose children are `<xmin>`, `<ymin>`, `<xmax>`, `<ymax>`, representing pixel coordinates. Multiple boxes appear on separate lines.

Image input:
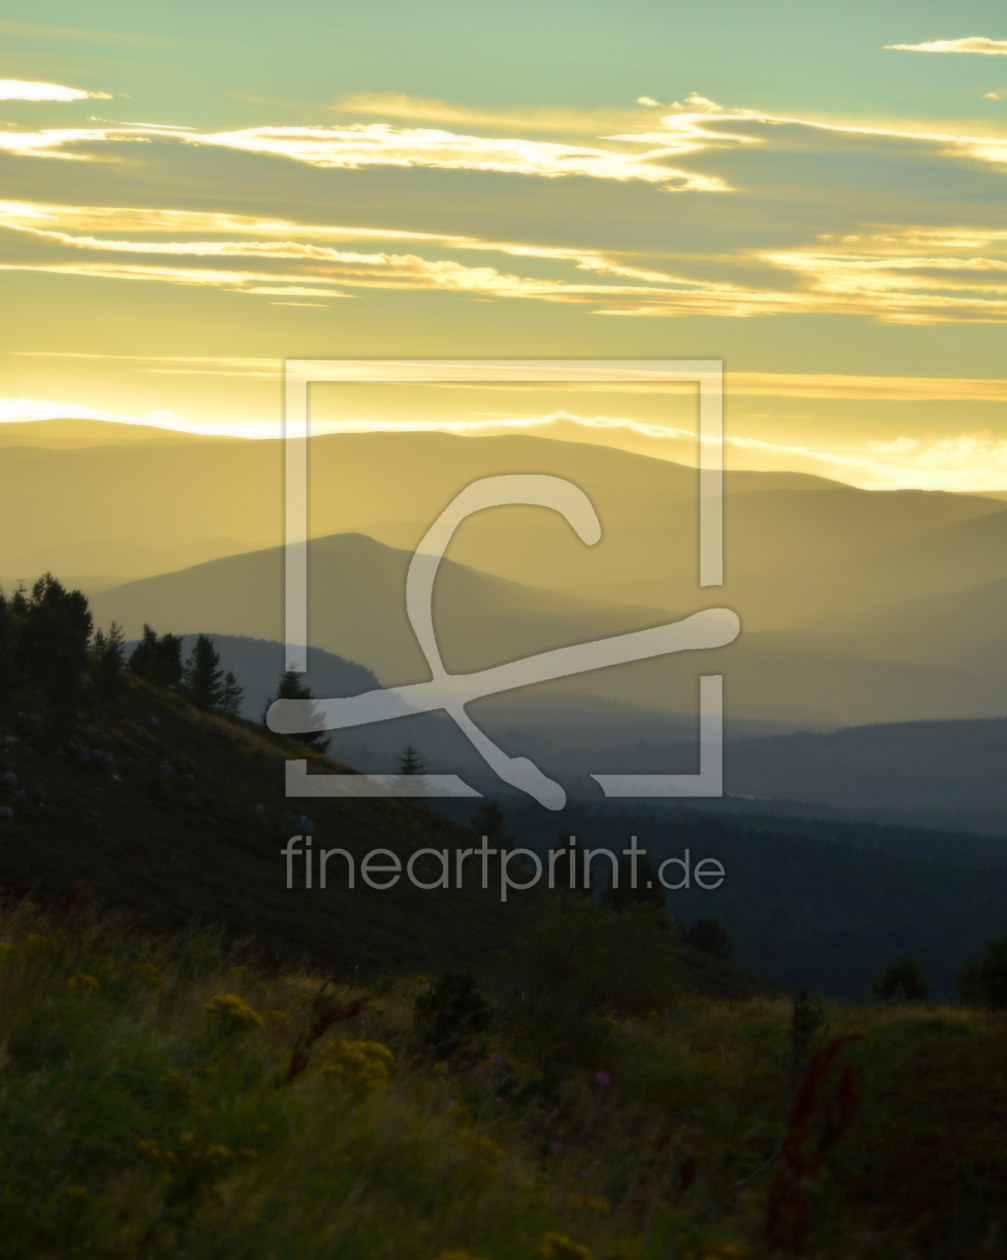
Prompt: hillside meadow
<box><xmin>1</xmin><ymin>572</ymin><xmax>1005</xmax><ymax>1258</ymax></box>
<box><xmin>1</xmin><ymin>897</ymin><xmax>1004</xmax><ymax>1260</ymax></box>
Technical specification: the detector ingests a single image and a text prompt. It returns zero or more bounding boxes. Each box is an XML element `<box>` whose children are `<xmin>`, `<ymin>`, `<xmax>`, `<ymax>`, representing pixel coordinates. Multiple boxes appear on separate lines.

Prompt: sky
<box><xmin>0</xmin><ymin>0</ymin><xmax>1004</xmax><ymax>491</ymax></box>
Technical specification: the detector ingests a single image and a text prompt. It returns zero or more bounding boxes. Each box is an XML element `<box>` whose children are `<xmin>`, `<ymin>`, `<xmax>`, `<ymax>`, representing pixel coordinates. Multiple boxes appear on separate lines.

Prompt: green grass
<box><xmin>1</xmin><ymin>899</ymin><xmax>1004</xmax><ymax>1260</ymax></box>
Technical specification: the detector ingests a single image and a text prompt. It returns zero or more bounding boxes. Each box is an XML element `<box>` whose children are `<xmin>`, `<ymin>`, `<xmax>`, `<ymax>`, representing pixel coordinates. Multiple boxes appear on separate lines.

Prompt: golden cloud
<box><xmin>883</xmin><ymin>37</ymin><xmax>1007</xmax><ymax>55</ymax></box>
<box><xmin>11</xmin><ymin>354</ymin><xmax>1004</xmax><ymax>403</ymax></box>
<box><xmin>2</xmin><ymin>201</ymin><xmax>1004</xmax><ymax>323</ymax></box>
<box><xmin>0</xmin><ymin>79</ymin><xmax>111</xmax><ymax>101</ymax></box>
<box><xmin>331</xmin><ymin>92</ymin><xmax>667</xmax><ymax>135</ymax></box>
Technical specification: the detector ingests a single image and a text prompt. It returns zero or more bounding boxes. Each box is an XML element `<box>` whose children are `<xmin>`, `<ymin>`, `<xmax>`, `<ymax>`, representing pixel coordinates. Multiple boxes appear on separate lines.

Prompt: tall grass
<box><xmin>0</xmin><ymin>897</ymin><xmax>1003</xmax><ymax>1259</ymax></box>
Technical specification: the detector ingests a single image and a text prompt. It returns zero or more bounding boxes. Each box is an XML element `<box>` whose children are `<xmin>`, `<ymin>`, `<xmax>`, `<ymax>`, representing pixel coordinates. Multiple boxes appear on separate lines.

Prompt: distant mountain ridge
<box><xmin>88</xmin><ymin>528</ymin><xmax>1004</xmax><ymax>731</ymax></box>
<box><xmin>3</xmin><ymin>426</ymin><xmax>1003</xmax><ymax>631</ymax></box>
<box><xmin>119</xmin><ymin>629</ymin><xmax>1005</xmax><ymax>834</ymax></box>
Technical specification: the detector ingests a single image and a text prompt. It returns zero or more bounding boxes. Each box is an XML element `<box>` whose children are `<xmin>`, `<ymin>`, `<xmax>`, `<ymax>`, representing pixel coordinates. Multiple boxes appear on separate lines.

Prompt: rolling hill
<box><xmin>86</xmin><ymin>529</ymin><xmax>1004</xmax><ymax>731</ymax></box>
<box><xmin>3</xmin><ymin>424</ymin><xmax>1003</xmax><ymax>632</ymax></box>
<box><xmin>0</xmin><ymin>672</ymin><xmax>779</xmax><ymax>1001</ymax></box>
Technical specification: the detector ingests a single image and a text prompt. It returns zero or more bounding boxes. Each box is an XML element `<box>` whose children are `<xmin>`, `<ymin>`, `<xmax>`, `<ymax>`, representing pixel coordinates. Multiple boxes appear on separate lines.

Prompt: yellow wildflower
<box><xmin>135</xmin><ymin>962</ymin><xmax>164</xmax><ymax>988</ymax></box>
<box><xmin>67</xmin><ymin>973</ymin><xmax>100</xmax><ymax>992</ymax></box>
<box><xmin>227</xmin><ymin>965</ymin><xmax>250</xmax><ymax>979</ymax></box>
<box><xmin>319</xmin><ymin>1039</ymin><xmax>395</xmax><ymax>1093</ymax></box>
<box><xmin>204</xmin><ymin>994</ymin><xmax>264</xmax><ymax>1034</ymax></box>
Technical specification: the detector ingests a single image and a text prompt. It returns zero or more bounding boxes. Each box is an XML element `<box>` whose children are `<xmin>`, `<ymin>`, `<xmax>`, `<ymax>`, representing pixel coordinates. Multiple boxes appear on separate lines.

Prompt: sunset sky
<box><xmin>1</xmin><ymin>1</ymin><xmax>1004</xmax><ymax>491</ymax></box>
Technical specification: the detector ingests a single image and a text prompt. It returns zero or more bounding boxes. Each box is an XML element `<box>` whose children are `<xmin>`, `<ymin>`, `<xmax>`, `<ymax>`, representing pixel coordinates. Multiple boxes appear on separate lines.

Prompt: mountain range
<box><xmin>4</xmin><ymin>419</ymin><xmax>1004</xmax><ymax>820</ymax></box>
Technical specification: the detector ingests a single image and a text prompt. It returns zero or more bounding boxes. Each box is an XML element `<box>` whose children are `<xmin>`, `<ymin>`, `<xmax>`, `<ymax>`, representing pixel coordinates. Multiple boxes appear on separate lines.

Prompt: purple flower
<box><xmin>550</xmin><ymin>1142</ymin><xmax>562</xmax><ymax>1155</ymax></box>
<box><xmin>595</xmin><ymin>1071</ymin><xmax>611</xmax><ymax>1087</ymax></box>
<box><xmin>494</xmin><ymin>1095</ymin><xmax>504</xmax><ymax>1105</ymax></box>
<box><xmin>490</xmin><ymin>1053</ymin><xmax>503</xmax><ymax>1064</ymax></box>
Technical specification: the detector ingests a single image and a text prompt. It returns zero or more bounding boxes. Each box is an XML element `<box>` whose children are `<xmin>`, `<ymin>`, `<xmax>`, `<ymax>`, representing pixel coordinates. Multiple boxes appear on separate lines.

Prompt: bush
<box><xmin>414</xmin><ymin>971</ymin><xmax>493</xmax><ymax>1061</ymax></box>
<box><xmin>511</xmin><ymin>894</ymin><xmax>681</xmax><ymax>1053</ymax></box>
<box><xmin>871</xmin><ymin>956</ymin><xmax>929</xmax><ymax>1004</ymax></box>
<box><xmin>957</xmin><ymin>936</ymin><xmax>1007</xmax><ymax>1009</ymax></box>
<box><xmin>683</xmin><ymin>917</ymin><xmax>732</xmax><ymax>959</ymax></box>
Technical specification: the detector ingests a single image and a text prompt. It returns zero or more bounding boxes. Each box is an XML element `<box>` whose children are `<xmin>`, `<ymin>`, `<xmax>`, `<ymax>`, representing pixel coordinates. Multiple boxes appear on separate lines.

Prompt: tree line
<box><xmin>1</xmin><ymin>572</ymin><xmax>338</xmax><ymax>758</ymax></box>
<box><xmin>0</xmin><ymin>574</ymin><xmax>241</xmax><ymax>735</ymax></box>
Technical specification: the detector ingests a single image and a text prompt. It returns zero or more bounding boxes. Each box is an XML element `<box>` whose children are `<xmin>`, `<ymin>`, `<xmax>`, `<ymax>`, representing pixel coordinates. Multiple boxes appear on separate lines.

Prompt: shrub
<box><xmin>957</xmin><ymin>935</ymin><xmax>1007</xmax><ymax>1009</ymax></box>
<box><xmin>508</xmin><ymin>895</ymin><xmax>682</xmax><ymax>1064</ymax></box>
<box><xmin>204</xmin><ymin>993</ymin><xmax>265</xmax><ymax>1035</ymax></box>
<box><xmin>414</xmin><ymin>971</ymin><xmax>492</xmax><ymax>1061</ymax></box>
<box><xmin>871</xmin><ymin>956</ymin><xmax>929</xmax><ymax>1004</ymax></box>
<box><xmin>318</xmin><ymin>1039</ymin><xmax>394</xmax><ymax>1093</ymax></box>
<box><xmin>683</xmin><ymin>917</ymin><xmax>732</xmax><ymax>959</ymax></box>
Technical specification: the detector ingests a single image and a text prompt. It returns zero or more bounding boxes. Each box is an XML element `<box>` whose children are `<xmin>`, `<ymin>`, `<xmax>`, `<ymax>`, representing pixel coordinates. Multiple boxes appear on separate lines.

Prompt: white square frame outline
<box><xmin>282</xmin><ymin>359</ymin><xmax>727</xmax><ymax>799</ymax></box>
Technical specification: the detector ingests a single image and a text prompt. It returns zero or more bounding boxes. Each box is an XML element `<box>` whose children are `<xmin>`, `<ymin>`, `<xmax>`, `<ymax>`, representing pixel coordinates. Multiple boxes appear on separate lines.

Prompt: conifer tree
<box><xmin>398</xmin><ymin>744</ymin><xmax>426</xmax><ymax>775</ymax></box>
<box><xmin>16</xmin><ymin>574</ymin><xmax>92</xmax><ymax>733</ymax></box>
<box><xmin>0</xmin><ymin>589</ymin><xmax>12</xmax><ymax>716</ymax></box>
<box><xmin>128</xmin><ymin>625</ymin><xmax>182</xmax><ymax>688</ymax></box>
<box><xmin>220</xmin><ymin>670</ymin><xmax>243</xmax><ymax>718</ymax></box>
<box><xmin>183</xmin><ymin>634</ymin><xmax>225</xmax><ymax>710</ymax></box>
<box><xmin>263</xmin><ymin>669</ymin><xmax>329</xmax><ymax>752</ymax></box>
<box><xmin>92</xmin><ymin>621</ymin><xmax>126</xmax><ymax>706</ymax></box>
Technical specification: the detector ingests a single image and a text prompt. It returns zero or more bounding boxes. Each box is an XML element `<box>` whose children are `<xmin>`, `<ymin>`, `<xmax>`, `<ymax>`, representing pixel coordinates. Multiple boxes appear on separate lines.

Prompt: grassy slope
<box><xmin>1</xmin><ymin>675</ymin><xmax>521</xmax><ymax>978</ymax></box>
<box><xmin>0</xmin><ymin>675</ymin><xmax>777</xmax><ymax>1001</ymax></box>
<box><xmin>2</xmin><ymin>679</ymin><xmax>1006</xmax><ymax>1257</ymax></box>
<box><xmin>0</xmin><ymin>904</ymin><xmax>1003</xmax><ymax>1260</ymax></box>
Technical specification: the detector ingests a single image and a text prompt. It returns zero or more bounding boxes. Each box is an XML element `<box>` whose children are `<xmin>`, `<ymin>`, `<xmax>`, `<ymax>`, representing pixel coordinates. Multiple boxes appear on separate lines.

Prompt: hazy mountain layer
<box><xmin>87</xmin><ymin>530</ymin><xmax>1004</xmax><ymax>736</ymax></box>
<box><xmin>3</xmin><ymin>425</ymin><xmax>1003</xmax><ymax>633</ymax></box>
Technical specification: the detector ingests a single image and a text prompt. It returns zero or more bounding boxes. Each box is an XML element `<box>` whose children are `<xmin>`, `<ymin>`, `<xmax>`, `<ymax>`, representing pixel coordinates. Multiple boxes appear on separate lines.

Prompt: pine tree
<box><xmin>183</xmin><ymin>634</ymin><xmax>225</xmax><ymax>711</ymax></box>
<box><xmin>127</xmin><ymin>625</ymin><xmax>158</xmax><ymax>680</ymax></box>
<box><xmin>220</xmin><ymin>671</ymin><xmax>243</xmax><ymax>718</ymax></box>
<box><xmin>16</xmin><ymin>574</ymin><xmax>92</xmax><ymax>734</ymax></box>
<box><xmin>263</xmin><ymin>670</ymin><xmax>330</xmax><ymax>752</ymax></box>
<box><xmin>0</xmin><ymin>589</ymin><xmax>12</xmax><ymax>717</ymax></box>
<box><xmin>128</xmin><ymin>625</ymin><xmax>182</xmax><ymax>688</ymax></box>
<box><xmin>93</xmin><ymin>621</ymin><xmax>126</xmax><ymax>706</ymax></box>
<box><xmin>398</xmin><ymin>745</ymin><xmax>426</xmax><ymax>775</ymax></box>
